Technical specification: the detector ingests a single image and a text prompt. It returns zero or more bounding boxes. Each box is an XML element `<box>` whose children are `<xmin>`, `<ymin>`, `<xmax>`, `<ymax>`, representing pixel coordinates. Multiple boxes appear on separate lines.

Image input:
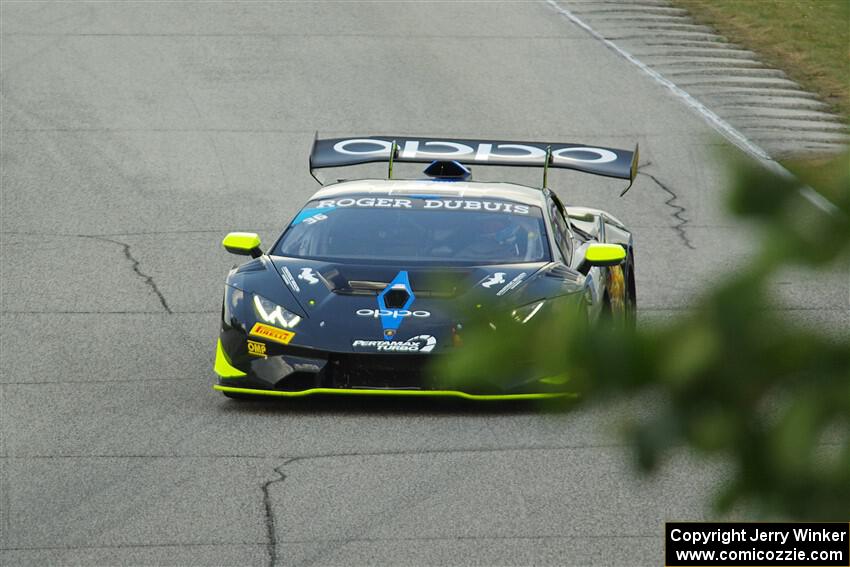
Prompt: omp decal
<box><xmin>298</xmin><ymin>268</ymin><xmax>319</xmax><ymax>285</ymax></box>
<box><xmin>352</xmin><ymin>335</ymin><xmax>437</xmax><ymax>353</ymax></box>
<box><xmin>247</xmin><ymin>340</ymin><xmax>267</xmax><ymax>357</ymax></box>
<box><xmin>249</xmin><ymin>323</ymin><xmax>295</xmax><ymax>345</ymax></box>
<box><xmin>496</xmin><ymin>272</ymin><xmax>527</xmax><ymax>296</ymax></box>
<box><xmin>481</xmin><ymin>272</ymin><xmax>506</xmax><ymax>288</ymax></box>
<box><xmin>280</xmin><ymin>266</ymin><xmax>300</xmax><ymax>292</ymax></box>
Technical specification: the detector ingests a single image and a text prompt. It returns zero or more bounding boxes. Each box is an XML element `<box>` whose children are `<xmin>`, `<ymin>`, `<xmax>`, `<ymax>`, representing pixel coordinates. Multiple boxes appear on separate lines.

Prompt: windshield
<box><xmin>274</xmin><ymin>195</ymin><xmax>551</xmax><ymax>265</ymax></box>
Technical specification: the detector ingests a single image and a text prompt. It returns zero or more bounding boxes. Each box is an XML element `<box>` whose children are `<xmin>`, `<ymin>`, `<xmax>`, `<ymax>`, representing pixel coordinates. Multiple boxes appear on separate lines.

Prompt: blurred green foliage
<box><xmin>441</xmin><ymin>152</ymin><xmax>850</xmax><ymax>520</ymax></box>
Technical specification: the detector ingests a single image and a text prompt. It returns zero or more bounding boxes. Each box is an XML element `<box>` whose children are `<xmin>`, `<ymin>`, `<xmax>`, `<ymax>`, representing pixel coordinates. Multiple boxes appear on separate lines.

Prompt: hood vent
<box><xmin>323</xmin><ymin>268</ymin><xmax>474</xmax><ymax>299</ymax></box>
<box><xmin>337</xmin><ymin>279</ymin><xmax>458</xmax><ymax>299</ymax></box>
<box><xmin>346</xmin><ymin>280</ymin><xmax>387</xmax><ymax>293</ymax></box>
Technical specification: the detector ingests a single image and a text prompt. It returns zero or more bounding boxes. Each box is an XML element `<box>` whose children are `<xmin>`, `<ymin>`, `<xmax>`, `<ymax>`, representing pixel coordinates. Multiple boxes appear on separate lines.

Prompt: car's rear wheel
<box><xmin>625</xmin><ymin>251</ymin><xmax>637</xmax><ymax>329</ymax></box>
<box><xmin>602</xmin><ymin>249</ymin><xmax>636</xmax><ymax>329</ymax></box>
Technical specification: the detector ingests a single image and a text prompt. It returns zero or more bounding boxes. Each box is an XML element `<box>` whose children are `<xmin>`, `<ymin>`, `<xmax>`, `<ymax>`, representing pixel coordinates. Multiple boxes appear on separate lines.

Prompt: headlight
<box><xmin>511</xmin><ymin>300</ymin><xmax>544</xmax><ymax>324</ymax></box>
<box><xmin>253</xmin><ymin>294</ymin><xmax>301</xmax><ymax>328</ymax></box>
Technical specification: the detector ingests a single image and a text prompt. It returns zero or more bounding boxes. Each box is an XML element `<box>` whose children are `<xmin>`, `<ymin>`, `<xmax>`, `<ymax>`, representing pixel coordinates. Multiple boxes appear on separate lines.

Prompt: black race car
<box><xmin>214</xmin><ymin>136</ymin><xmax>638</xmax><ymax>400</ymax></box>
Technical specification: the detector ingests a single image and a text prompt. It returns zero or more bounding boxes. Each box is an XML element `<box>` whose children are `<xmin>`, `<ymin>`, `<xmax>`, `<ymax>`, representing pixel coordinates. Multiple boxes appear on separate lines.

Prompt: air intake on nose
<box><xmin>377</xmin><ymin>271</ymin><xmax>416</xmax><ymax>340</ymax></box>
<box><xmin>383</xmin><ymin>285</ymin><xmax>410</xmax><ymax>309</ymax></box>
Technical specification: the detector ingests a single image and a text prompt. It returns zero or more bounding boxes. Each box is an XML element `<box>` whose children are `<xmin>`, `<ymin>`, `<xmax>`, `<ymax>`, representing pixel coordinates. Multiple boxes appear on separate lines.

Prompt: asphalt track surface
<box><xmin>1</xmin><ymin>2</ymin><xmax>847</xmax><ymax>566</ymax></box>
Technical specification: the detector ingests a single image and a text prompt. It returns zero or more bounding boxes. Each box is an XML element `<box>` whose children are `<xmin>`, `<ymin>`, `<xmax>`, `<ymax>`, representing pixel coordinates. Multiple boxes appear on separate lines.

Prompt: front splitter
<box><xmin>214</xmin><ymin>384</ymin><xmax>574</xmax><ymax>401</ymax></box>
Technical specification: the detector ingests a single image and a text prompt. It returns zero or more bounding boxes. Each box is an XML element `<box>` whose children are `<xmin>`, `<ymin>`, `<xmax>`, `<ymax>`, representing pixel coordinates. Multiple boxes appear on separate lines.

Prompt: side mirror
<box><xmin>222</xmin><ymin>232</ymin><xmax>262</xmax><ymax>258</ymax></box>
<box><xmin>584</xmin><ymin>243</ymin><xmax>626</xmax><ymax>268</ymax></box>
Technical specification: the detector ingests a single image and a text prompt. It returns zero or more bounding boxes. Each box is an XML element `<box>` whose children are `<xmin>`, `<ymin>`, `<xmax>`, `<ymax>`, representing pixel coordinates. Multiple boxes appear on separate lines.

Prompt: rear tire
<box><xmin>625</xmin><ymin>252</ymin><xmax>637</xmax><ymax>330</ymax></box>
<box><xmin>602</xmin><ymin>250</ymin><xmax>637</xmax><ymax>330</ymax></box>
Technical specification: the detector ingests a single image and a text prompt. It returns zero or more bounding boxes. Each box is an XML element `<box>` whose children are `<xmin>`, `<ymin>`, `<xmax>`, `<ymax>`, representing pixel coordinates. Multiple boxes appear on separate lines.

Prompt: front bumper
<box><xmin>213</xmin><ymin>337</ymin><xmax>572</xmax><ymax>401</ymax></box>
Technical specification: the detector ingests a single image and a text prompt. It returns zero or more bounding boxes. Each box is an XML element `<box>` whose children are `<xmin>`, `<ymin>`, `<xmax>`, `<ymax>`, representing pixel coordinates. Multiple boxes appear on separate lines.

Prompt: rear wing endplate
<box><xmin>309</xmin><ymin>135</ymin><xmax>639</xmax><ymax>195</ymax></box>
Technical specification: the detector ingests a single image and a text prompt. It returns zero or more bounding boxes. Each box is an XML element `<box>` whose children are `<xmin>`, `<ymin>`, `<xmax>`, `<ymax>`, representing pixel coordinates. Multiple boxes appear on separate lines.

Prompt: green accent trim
<box><xmin>222</xmin><ymin>232</ymin><xmax>261</xmax><ymax>255</ymax></box>
<box><xmin>585</xmin><ymin>243</ymin><xmax>626</xmax><ymax>266</ymax></box>
<box><xmin>539</xmin><ymin>374</ymin><xmax>570</xmax><ymax>385</ymax></box>
<box><xmin>388</xmin><ymin>140</ymin><xmax>397</xmax><ymax>179</ymax></box>
<box><xmin>214</xmin><ymin>339</ymin><xmax>247</xmax><ymax>378</ymax></box>
<box><xmin>214</xmin><ymin>384</ymin><xmax>574</xmax><ymax>401</ymax></box>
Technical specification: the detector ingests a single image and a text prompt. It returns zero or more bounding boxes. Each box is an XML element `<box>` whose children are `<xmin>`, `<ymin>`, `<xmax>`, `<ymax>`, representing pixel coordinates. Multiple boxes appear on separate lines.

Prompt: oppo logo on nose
<box><xmin>356</xmin><ymin>309</ymin><xmax>430</xmax><ymax>319</ymax></box>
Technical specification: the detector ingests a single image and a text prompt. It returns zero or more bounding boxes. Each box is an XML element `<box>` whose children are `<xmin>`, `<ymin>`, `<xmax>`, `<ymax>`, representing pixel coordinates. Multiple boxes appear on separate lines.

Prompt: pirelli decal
<box><xmin>249</xmin><ymin>323</ymin><xmax>295</xmax><ymax>345</ymax></box>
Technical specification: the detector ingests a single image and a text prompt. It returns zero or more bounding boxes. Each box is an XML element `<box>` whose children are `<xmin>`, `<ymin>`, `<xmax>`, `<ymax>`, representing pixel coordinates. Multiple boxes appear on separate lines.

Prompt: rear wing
<box><xmin>309</xmin><ymin>135</ymin><xmax>639</xmax><ymax>195</ymax></box>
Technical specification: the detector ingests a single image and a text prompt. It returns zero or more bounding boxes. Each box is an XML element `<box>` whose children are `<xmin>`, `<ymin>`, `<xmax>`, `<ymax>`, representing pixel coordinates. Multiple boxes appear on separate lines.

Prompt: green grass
<box><xmin>673</xmin><ymin>0</ymin><xmax>850</xmax><ymax>122</ymax></box>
